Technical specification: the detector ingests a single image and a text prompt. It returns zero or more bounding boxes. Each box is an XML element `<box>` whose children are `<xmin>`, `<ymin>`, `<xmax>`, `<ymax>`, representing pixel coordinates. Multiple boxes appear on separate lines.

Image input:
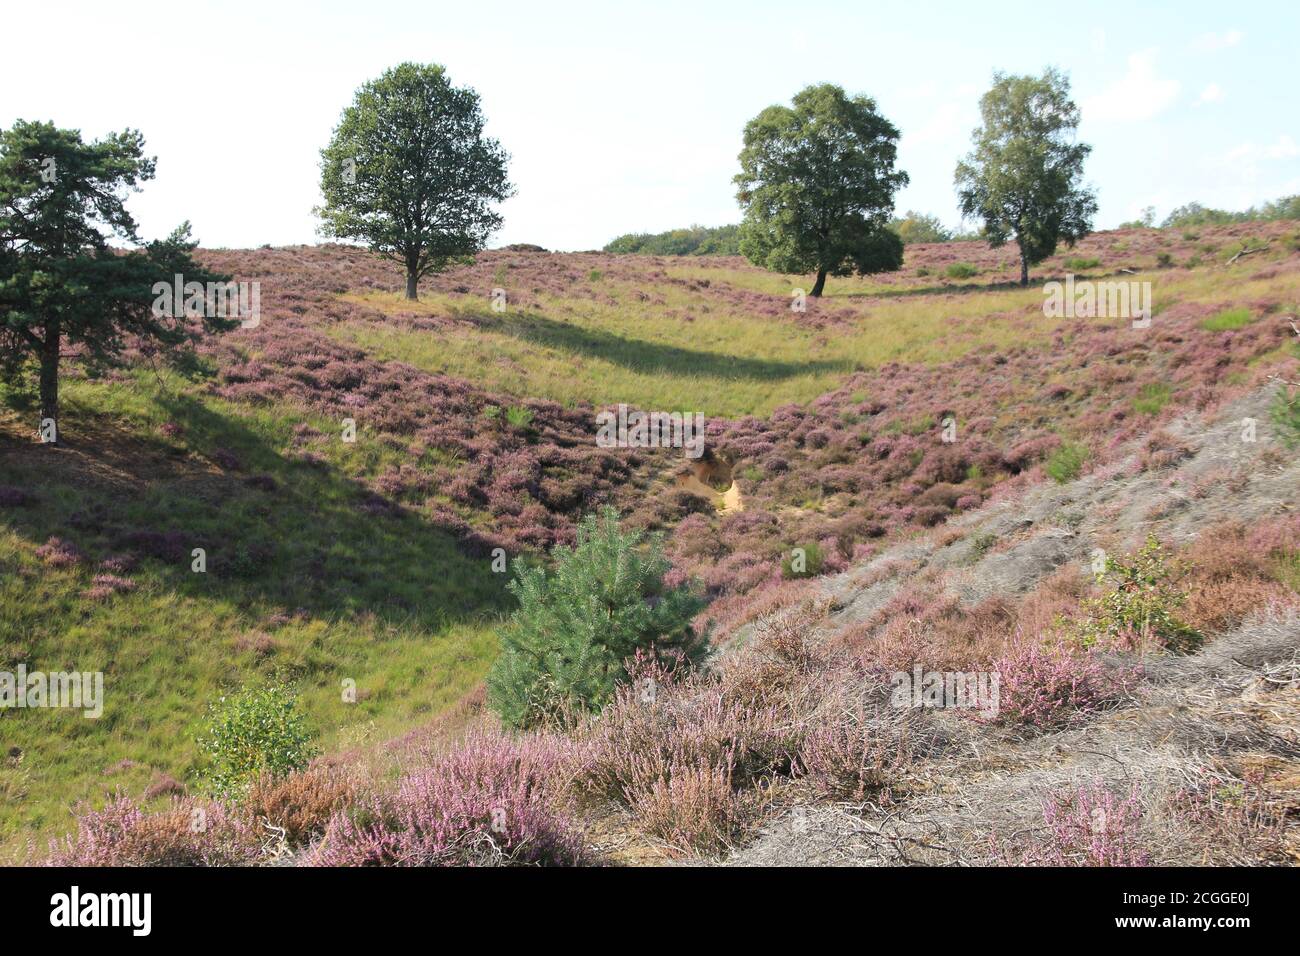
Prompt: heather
<box><xmin>5</xmin><ymin>219</ymin><xmax>1300</xmax><ymax>858</ymax></box>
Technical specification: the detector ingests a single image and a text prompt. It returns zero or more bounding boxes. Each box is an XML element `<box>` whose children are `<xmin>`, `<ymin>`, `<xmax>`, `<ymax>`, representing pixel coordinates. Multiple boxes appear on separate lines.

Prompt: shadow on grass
<box><xmin>0</xmin><ymin>392</ymin><xmax>513</xmax><ymax>638</ymax></box>
<box><xmin>461</xmin><ymin>307</ymin><xmax>851</xmax><ymax>381</ymax></box>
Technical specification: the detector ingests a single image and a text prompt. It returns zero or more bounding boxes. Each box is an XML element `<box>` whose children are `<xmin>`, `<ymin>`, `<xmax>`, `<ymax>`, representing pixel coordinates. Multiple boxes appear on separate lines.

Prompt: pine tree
<box><xmin>487</xmin><ymin>507</ymin><xmax>708</xmax><ymax>728</ymax></box>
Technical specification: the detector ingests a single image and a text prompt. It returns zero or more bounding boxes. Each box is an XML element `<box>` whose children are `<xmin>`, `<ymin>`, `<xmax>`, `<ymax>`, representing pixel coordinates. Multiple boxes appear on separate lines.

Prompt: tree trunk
<box><xmin>809</xmin><ymin>268</ymin><xmax>828</xmax><ymax>298</ymax></box>
<box><xmin>1019</xmin><ymin>252</ymin><xmax>1029</xmax><ymax>287</ymax></box>
<box><xmin>405</xmin><ymin>269</ymin><xmax>419</xmax><ymax>301</ymax></box>
<box><xmin>39</xmin><ymin>324</ymin><xmax>60</xmax><ymax>445</ymax></box>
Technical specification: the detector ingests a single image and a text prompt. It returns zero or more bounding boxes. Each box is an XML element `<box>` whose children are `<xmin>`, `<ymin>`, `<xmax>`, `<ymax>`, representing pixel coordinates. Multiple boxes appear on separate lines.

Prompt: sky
<box><xmin>3</xmin><ymin>0</ymin><xmax>1297</xmax><ymax>251</ymax></box>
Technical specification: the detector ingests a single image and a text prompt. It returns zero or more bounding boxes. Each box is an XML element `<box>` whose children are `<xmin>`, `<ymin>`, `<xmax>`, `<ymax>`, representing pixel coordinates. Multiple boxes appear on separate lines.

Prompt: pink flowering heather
<box><xmin>1001</xmin><ymin>782</ymin><xmax>1151</xmax><ymax>866</ymax></box>
<box><xmin>985</xmin><ymin>639</ymin><xmax>1141</xmax><ymax>730</ymax></box>
<box><xmin>44</xmin><ymin>795</ymin><xmax>263</xmax><ymax>867</ymax></box>
<box><xmin>35</xmin><ymin>536</ymin><xmax>85</xmax><ymax>568</ymax></box>
<box><xmin>307</xmin><ymin>728</ymin><xmax>585</xmax><ymax>867</ymax></box>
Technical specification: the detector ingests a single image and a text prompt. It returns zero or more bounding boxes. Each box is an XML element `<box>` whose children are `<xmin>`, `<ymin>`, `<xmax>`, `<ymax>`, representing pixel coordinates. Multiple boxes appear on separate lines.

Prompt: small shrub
<box><xmin>505</xmin><ymin>405</ymin><xmax>534</xmax><ymax>431</ymax></box>
<box><xmin>1000</xmin><ymin>782</ymin><xmax>1151</xmax><ymax>866</ymax></box>
<box><xmin>197</xmin><ymin>683</ymin><xmax>318</xmax><ymax>798</ymax></box>
<box><xmin>1155</xmin><ymin>252</ymin><xmax>1173</xmax><ymax>268</ymax></box>
<box><xmin>989</xmin><ymin>639</ymin><xmax>1138</xmax><ymax>729</ymax></box>
<box><xmin>1270</xmin><ymin>383</ymin><xmax>1300</xmax><ymax>447</ymax></box>
<box><xmin>487</xmin><ymin>507</ymin><xmax>708</xmax><ymax>729</ymax></box>
<box><xmin>1063</xmin><ymin>256</ymin><xmax>1100</xmax><ymax>270</ymax></box>
<box><xmin>245</xmin><ymin>762</ymin><xmax>361</xmax><ymax>846</ymax></box>
<box><xmin>45</xmin><ymin>795</ymin><xmax>263</xmax><ymax>867</ymax></box>
<box><xmin>309</xmin><ymin>729</ymin><xmax>584</xmax><ymax>866</ymax></box>
<box><xmin>944</xmin><ymin>262</ymin><xmax>979</xmax><ymax>279</ymax></box>
<box><xmin>781</xmin><ymin>541</ymin><xmax>825</xmax><ymax>579</ymax></box>
<box><xmin>1044</xmin><ymin>442</ymin><xmax>1087</xmax><ymax>483</ymax></box>
<box><xmin>1077</xmin><ymin>535</ymin><xmax>1200</xmax><ymax>652</ymax></box>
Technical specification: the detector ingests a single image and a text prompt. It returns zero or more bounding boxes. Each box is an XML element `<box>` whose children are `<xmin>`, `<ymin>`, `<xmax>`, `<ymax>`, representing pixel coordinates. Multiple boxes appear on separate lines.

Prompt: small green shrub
<box><xmin>1270</xmin><ymin>383</ymin><xmax>1300</xmax><ymax>447</ymax></box>
<box><xmin>781</xmin><ymin>541</ymin><xmax>825</xmax><ymax>579</ymax></box>
<box><xmin>1201</xmin><ymin>307</ymin><xmax>1253</xmax><ymax>331</ymax></box>
<box><xmin>915</xmin><ymin>266</ymin><xmax>931</xmax><ymax>277</ymax></box>
<box><xmin>1133</xmin><ymin>382</ymin><xmax>1172</xmax><ymax>415</ymax></box>
<box><xmin>944</xmin><ymin>262</ymin><xmax>979</xmax><ymax>279</ymax></box>
<box><xmin>1063</xmin><ymin>256</ymin><xmax>1100</xmax><ymax>270</ymax></box>
<box><xmin>588</xmin><ymin>269</ymin><xmax>603</xmax><ymax>282</ymax></box>
<box><xmin>1155</xmin><ymin>252</ymin><xmax>1173</xmax><ymax>268</ymax></box>
<box><xmin>197</xmin><ymin>683</ymin><xmax>318</xmax><ymax>798</ymax></box>
<box><xmin>505</xmin><ymin>405</ymin><xmax>534</xmax><ymax>431</ymax></box>
<box><xmin>1077</xmin><ymin>535</ymin><xmax>1200</xmax><ymax>652</ymax></box>
<box><xmin>1045</xmin><ymin>442</ymin><xmax>1087</xmax><ymax>483</ymax></box>
<box><xmin>486</xmin><ymin>507</ymin><xmax>708</xmax><ymax>729</ymax></box>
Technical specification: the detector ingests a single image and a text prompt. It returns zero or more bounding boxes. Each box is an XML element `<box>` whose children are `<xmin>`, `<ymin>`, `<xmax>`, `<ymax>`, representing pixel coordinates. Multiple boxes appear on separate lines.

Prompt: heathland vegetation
<box><xmin>3</xmin><ymin>60</ymin><xmax>1300</xmax><ymax>865</ymax></box>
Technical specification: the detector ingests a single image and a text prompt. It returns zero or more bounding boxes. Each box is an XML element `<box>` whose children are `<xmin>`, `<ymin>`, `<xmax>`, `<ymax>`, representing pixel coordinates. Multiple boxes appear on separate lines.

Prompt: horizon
<box><xmin>3</xmin><ymin>0</ymin><xmax>1297</xmax><ymax>252</ymax></box>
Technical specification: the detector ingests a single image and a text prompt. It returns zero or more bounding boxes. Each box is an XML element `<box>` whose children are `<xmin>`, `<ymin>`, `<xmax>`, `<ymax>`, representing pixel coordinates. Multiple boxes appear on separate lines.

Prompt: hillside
<box><xmin>3</xmin><ymin>221</ymin><xmax>1299</xmax><ymax>857</ymax></box>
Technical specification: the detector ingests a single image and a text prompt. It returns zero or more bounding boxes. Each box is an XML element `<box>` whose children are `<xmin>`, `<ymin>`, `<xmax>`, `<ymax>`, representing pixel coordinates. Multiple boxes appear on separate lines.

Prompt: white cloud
<box><xmin>1195</xmin><ymin>83</ymin><xmax>1225</xmax><ymax>106</ymax></box>
<box><xmin>1083</xmin><ymin>50</ymin><xmax>1180</xmax><ymax>123</ymax></box>
<box><xmin>1193</xmin><ymin>29</ymin><xmax>1244</xmax><ymax>52</ymax></box>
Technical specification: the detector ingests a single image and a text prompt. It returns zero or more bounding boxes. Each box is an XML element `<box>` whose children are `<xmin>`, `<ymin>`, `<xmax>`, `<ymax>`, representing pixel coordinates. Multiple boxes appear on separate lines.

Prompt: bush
<box><xmin>309</xmin><ymin>729</ymin><xmax>584</xmax><ymax>866</ymax></box>
<box><xmin>1044</xmin><ymin>442</ymin><xmax>1087</xmax><ymax>483</ymax></box>
<box><xmin>45</xmin><ymin>795</ymin><xmax>263</xmax><ymax>867</ymax></box>
<box><xmin>197</xmin><ymin>683</ymin><xmax>318</xmax><ymax>798</ymax></box>
<box><xmin>486</xmin><ymin>507</ymin><xmax>708</xmax><ymax>728</ymax></box>
<box><xmin>1063</xmin><ymin>256</ymin><xmax>1100</xmax><ymax>270</ymax></box>
<box><xmin>781</xmin><ymin>541</ymin><xmax>825</xmax><ymax>579</ymax></box>
<box><xmin>989</xmin><ymin>640</ymin><xmax>1138</xmax><ymax>729</ymax></box>
<box><xmin>944</xmin><ymin>262</ymin><xmax>979</xmax><ymax>279</ymax></box>
<box><xmin>1270</xmin><ymin>383</ymin><xmax>1300</xmax><ymax>447</ymax></box>
<box><xmin>998</xmin><ymin>782</ymin><xmax>1151</xmax><ymax>866</ymax></box>
<box><xmin>1078</xmin><ymin>535</ymin><xmax>1200</xmax><ymax>652</ymax></box>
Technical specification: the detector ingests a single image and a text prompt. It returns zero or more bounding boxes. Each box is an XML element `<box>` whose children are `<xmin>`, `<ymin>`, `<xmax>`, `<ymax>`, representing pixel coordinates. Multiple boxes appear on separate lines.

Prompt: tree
<box><xmin>734</xmin><ymin>84</ymin><xmax>908</xmax><ymax>297</ymax></box>
<box><xmin>486</xmin><ymin>507</ymin><xmax>708</xmax><ymax>729</ymax></box>
<box><xmin>955</xmin><ymin>68</ymin><xmax>1097</xmax><ymax>286</ymax></box>
<box><xmin>0</xmin><ymin>120</ymin><xmax>231</xmax><ymax>444</ymax></box>
<box><xmin>890</xmin><ymin>210</ymin><xmax>953</xmax><ymax>244</ymax></box>
<box><xmin>316</xmin><ymin>63</ymin><xmax>512</xmax><ymax>301</ymax></box>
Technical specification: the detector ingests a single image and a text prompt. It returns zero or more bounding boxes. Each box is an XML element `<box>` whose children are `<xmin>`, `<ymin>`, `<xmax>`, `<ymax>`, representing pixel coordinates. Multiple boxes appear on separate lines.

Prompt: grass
<box><xmin>1045</xmin><ymin>442</ymin><xmax>1088</xmax><ymax>483</ymax></box>
<box><xmin>1202</xmin><ymin>307</ymin><xmax>1255</xmax><ymax>331</ymax></box>
<box><xmin>0</xmin><ymin>371</ymin><xmax>508</xmax><ymax>847</ymax></box>
<box><xmin>1133</xmin><ymin>382</ymin><xmax>1173</xmax><ymax>415</ymax></box>
<box><xmin>337</xmin><ymin>282</ymin><xmax>1058</xmax><ymax>418</ymax></box>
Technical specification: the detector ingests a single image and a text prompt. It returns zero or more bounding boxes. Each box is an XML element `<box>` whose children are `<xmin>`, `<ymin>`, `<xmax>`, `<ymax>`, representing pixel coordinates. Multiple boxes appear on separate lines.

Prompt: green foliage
<box><xmin>1161</xmin><ymin>195</ymin><xmax>1300</xmax><ymax>230</ymax></box>
<box><xmin>735</xmin><ymin>84</ymin><xmax>908</xmax><ymax>295</ymax></box>
<box><xmin>781</xmin><ymin>541</ymin><xmax>825</xmax><ymax>579</ymax></box>
<box><xmin>603</xmin><ymin>224</ymin><xmax>741</xmax><ymax>256</ymax></box>
<box><xmin>890</xmin><ymin>211</ymin><xmax>953</xmax><ymax>244</ymax></box>
<box><xmin>1271</xmin><ymin>383</ymin><xmax>1300</xmax><ymax>448</ymax></box>
<box><xmin>1063</xmin><ymin>256</ymin><xmax>1100</xmax><ymax>270</ymax></box>
<box><xmin>1118</xmin><ymin>206</ymin><xmax>1157</xmax><ymax>229</ymax></box>
<box><xmin>1133</xmin><ymin>382</ymin><xmax>1172</xmax><ymax>415</ymax></box>
<box><xmin>0</xmin><ymin>120</ymin><xmax>231</xmax><ymax>435</ymax></box>
<box><xmin>316</xmin><ymin>63</ymin><xmax>512</xmax><ymax>299</ymax></box>
<box><xmin>954</xmin><ymin>68</ymin><xmax>1097</xmax><ymax>284</ymax></box>
<box><xmin>1045</xmin><ymin>441</ymin><xmax>1087</xmax><ymax>483</ymax></box>
<box><xmin>197</xmin><ymin>683</ymin><xmax>318</xmax><ymax>798</ymax></box>
<box><xmin>505</xmin><ymin>404</ymin><xmax>534</xmax><ymax>431</ymax></box>
<box><xmin>486</xmin><ymin>507</ymin><xmax>708</xmax><ymax>729</ymax></box>
<box><xmin>945</xmin><ymin>262</ymin><xmax>979</xmax><ymax>279</ymax></box>
<box><xmin>1201</xmin><ymin>307</ymin><xmax>1254</xmax><ymax>331</ymax></box>
<box><xmin>1078</xmin><ymin>536</ymin><xmax>1200</xmax><ymax>652</ymax></box>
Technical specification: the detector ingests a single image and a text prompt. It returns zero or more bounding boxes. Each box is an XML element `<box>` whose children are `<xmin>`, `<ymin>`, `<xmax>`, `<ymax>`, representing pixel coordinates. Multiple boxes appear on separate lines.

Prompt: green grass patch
<box><xmin>1133</xmin><ymin>382</ymin><xmax>1173</xmax><ymax>415</ymax></box>
<box><xmin>1045</xmin><ymin>442</ymin><xmax>1087</xmax><ymax>483</ymax></box>
<box><xmin>1201</xmin><ymin>307</ymin><xmax>1254</xmax><ymax>331</ymax></box>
